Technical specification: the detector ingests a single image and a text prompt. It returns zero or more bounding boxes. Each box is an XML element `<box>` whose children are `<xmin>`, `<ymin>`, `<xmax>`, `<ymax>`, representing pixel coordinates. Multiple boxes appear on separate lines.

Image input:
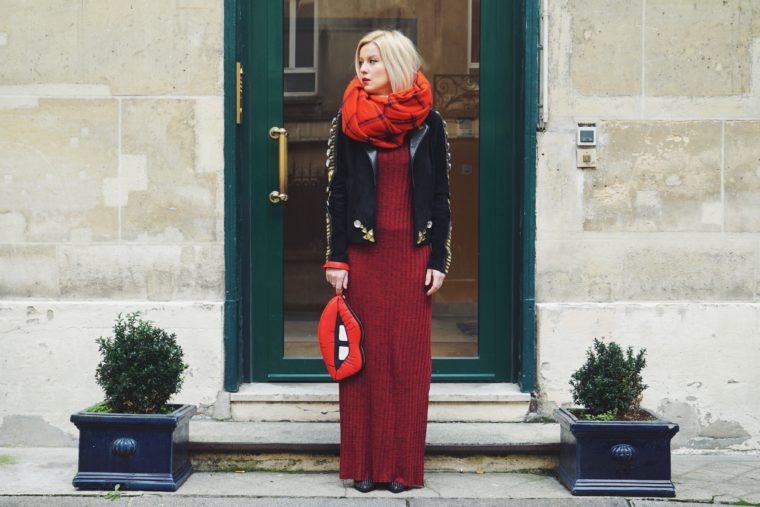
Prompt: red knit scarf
<box><xmin>341</xmin><ymin>70</ymin><xmax>433</xmax><ymax>149</ymax></box>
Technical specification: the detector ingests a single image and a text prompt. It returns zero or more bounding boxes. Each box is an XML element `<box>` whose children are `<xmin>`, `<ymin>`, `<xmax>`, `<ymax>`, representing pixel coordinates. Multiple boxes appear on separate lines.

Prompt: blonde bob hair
<box><xmin>354</xmin><ymin>30</ymin><xmax>422</xmax><ymax>93</ymax></box>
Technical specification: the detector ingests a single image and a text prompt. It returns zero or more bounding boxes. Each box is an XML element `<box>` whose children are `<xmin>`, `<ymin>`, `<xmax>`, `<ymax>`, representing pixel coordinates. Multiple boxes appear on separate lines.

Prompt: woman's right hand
<box><xmin>325</xmin><ymin>268</ymin><xmax>349</xmax><ymax>295</ymax></box>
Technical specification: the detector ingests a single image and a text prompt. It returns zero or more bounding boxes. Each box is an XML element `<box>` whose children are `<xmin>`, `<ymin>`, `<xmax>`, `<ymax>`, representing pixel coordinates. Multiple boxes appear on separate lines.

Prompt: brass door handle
<box><xmin>268</xmin><ymin>127</ymin><xmax>288</xmax><ymax>203</ymax></box>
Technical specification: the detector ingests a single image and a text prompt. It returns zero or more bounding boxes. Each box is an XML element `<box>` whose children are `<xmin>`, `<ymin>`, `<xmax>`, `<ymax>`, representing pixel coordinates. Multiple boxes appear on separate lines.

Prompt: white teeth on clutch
<box><xmin>337</xmin><ymin>326</ymin><xmax>349</xmax><ymax>360</ymax></box>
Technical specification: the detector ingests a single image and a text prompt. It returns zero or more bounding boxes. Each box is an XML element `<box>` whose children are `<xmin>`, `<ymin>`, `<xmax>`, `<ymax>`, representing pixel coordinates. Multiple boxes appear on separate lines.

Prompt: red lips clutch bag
<box><xmin>317</xmin><ymin>294</ymin><xmax>365</xmax><ymax>381</ymax></box>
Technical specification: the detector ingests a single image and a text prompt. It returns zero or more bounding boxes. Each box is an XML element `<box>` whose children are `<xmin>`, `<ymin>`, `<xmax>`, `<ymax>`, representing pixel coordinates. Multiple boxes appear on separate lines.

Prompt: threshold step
<box><xmin>189</xmin><ymin>420</ymin><xmax>559</xmax><ymax>454</ymax></box>
<box><xmin>189</xmin><ymin>420</ymin><xmax>559</xmax><ymax>473</ymax></box>
<box><xmin>229</xmin><ymin>383</ymin><xmax>532</xmax><ymax>422</ymax></box>
<box><xmin>230</xmin><ymin>382</ymin><xmax>530</xmax><ymax>402</ymax></box>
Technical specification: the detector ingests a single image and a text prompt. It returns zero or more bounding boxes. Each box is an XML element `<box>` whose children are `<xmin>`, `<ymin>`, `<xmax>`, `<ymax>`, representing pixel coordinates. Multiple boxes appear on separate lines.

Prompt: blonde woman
<box><xmin>323</xmin><ymin>30</ymin><xmax>452</xmax><ymax>493</ymax></box>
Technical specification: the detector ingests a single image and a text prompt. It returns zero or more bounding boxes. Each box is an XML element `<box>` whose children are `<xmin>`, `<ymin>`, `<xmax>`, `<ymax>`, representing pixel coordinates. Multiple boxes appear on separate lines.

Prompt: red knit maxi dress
<box><xmin>338</xmin><ymin>141</ymin><xmax>432</xmax><ymax>488</ymax></box>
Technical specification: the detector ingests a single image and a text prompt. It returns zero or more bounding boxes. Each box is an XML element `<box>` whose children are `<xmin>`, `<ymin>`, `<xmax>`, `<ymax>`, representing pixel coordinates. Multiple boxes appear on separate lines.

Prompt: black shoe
<box><xmin>388</xmin><ymin>481</ymin><xmax>408</xmax><ymax>493</ymax></box>
<box><xmin>354</xmin><ymin>479</ymin><xmax>375</xmax><ymax>493</ymax></box>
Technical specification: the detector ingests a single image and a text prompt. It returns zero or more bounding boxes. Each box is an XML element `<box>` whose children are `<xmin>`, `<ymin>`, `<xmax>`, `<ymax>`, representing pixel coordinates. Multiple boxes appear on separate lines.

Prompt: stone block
<box><xmin>725</xmin><ymin>121</ymin><xmax>760</xmax><ymax>231</ymax></box>
<box><xmin>552</xmin><ymin>2</ymin><xmax>760</xmax><ymax>118</ymax></box>
<box><xmin>427</xmin><ymin>402</ymin><xmax>529</xmax><ymax>423</ymax></box>
<box><xmin>620</xmin><ymin>238</ymin><xmax>755</xmax><ymax>300</ymax></box>
<box><xmin>194</xmin><ymin>98</ymin><xmax>225</xmax><ymax>175</ymax></box>
<box><xmin>584</xmin><ymin>121</ymin><xmax>721</xmax><ymax>232</ymax></box>
<box><xmin>231</xmin><ymin>402</ymin><xmax>340</xmax><ymax>423</ymax></box>
<box><xmin>536</xmin><ymin>236</ymin><xmax>756</xmax><ymax>302</ymax></box>
<box><xmin>58</xmin><ymin>244</ymin><xmax>177</xmax><ymax>299</ymax></box>
<box><xmin>212</xmin><ymin>390</ymin><xmax>231</xmax><ymax>420</ymax></box>
<box><xmin>230</xmin><ymin>400</ymin><xmax>528</xmax><ymax>423</ymax></box>
<box><xmin>57</xmin><ymin>244</ymin><xmax>223</xmax><ymax>300</ymax></box>
<box><xmin>0</xmin><ymin>2</ymin><xmax>79</xmax><ymax>89</ymax></box>
<box><xmin>0</xmin><ymin>305</ymin><xmax>101</xmax><ymax>439</ymax></box>
<box><xmin>0</xmin><ymin>245</ymin><xmax>59</xmax><ymax>297</ymax></box>
<box><xmin>569</xmin><ymin>0</ymin><xmax>643</xmax><ymax>96</ymax></box>
<box><xmin>0</xmin><ymin>301</ymin><xmax>223</xmax><ymax>442</ymax></box>
<box><xmin>0</xmin><ymin>99</ymin><xmax>118</xmax><ymax>242</ymax></box>
<box><xmin>536</xmin><ymin>238</ymin><xmax>626</xmax><ymax>302</ymax></box>
<box><xmin>0</xmin><ymin>212</ymin><xmax>26</xmax><ymax>242</ymax></box>
<box><xmin>176</xmin><ymin>244</ymin><xmax>225</xmax><ymax>300</ymax></box>
<box><xmin>645</xmin><ymin>0</ymin><xmax>759</xmax><ymax>96</ymax></box>
<box><xmin>0</xmin><ymin>415</ymin><xmax>76</xmax><ymax>447</ymax></box>
<box><xmin>120</xmin><ymin>99</ymin><xmax>220</xmax><ymax>242</ymax></box>
<box><xmin>0</xmin><ymin>0</ymin><xmax>223</xmax><ymax>96</ymax></box>
<box><xmin>536</xmin><ymin>130</ymin><xmax>584</xmax><ymax>232</ymax></box>
<box><xmin>537</xmin><ymin>302</ymin><xmax>760</xmax><ymax>450</ymax></box>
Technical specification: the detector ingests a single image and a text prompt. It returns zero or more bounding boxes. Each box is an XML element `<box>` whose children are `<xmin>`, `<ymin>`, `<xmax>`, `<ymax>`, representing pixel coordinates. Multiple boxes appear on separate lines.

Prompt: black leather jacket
<box><xmin>325</xmin><ymin>110</ymin><xmax>452</xmax><ymax>274</ymax></box>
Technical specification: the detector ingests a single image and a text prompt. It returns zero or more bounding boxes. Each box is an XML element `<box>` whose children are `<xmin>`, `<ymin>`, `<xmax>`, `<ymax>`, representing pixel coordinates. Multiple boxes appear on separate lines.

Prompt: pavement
<box><xmin>1</xmin><ymin>448</ymin><xmax>759</xmax><ymax>506</ymax></box>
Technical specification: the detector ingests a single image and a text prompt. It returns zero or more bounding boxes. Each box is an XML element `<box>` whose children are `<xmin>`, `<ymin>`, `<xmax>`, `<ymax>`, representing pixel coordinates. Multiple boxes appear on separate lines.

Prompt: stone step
<box><xmin>228</xmin><ymin>383</ymin><xmax>532</xmax><ymax>422</ymax></box>
<box><xmin>188</xmin><ymin>419</ymin><xmax>560</xmax><ymax>473</ymax></box>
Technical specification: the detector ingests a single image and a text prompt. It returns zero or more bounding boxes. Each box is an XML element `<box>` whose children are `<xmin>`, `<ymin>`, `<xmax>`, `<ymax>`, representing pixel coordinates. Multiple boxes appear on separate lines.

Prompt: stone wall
<box><xmin>536</xmin><ymin>0</ymin><xmax>760</xmax><ymax>450</ymax></box>
<box><xmin>0</xmin><ymin>1</ymin><xmax>225</xmax><ymax>443</ymax></box>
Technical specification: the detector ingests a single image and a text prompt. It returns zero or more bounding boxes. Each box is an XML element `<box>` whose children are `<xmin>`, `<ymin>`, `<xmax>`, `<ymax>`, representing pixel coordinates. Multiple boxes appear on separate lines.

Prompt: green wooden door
<box><xmin>237</xmin><ymin>0</ymin><xmax>522</xmax><ymax>382</ymax></box>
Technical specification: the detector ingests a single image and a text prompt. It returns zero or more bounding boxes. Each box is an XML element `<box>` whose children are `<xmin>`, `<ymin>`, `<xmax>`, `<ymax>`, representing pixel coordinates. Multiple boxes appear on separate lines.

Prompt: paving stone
<box><xmin>176</xmin><ymin>471</ymin><xmax>347</xmax><ymax>497</ymax></box>
<box><xmin>630</xmin><ymin>503</ymin><xmax>709</xmax><ymax>507</ymax></box>
<box><xmin>412</xmin><ymin>500</ymin><xmax>628</xmax><ymax>507</ymax></box>
<box><xmin>1</xmin><ymin>447</ymin><xmax>759</xmax><ymax>504</ymax></box>
<box><xmin>132</xmin><ymin>498</ymin><xmax>406</xmax><ymax>507</ymax></box>
<box><xmin>0</xmin><ymin>499</ymin><xmax>130</xmax><ymax>507</ymax></box>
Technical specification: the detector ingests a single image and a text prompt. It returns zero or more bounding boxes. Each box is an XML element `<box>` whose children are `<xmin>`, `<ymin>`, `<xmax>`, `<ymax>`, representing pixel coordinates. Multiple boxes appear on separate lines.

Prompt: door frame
<box><xmin>222</xmin><ymin>0</ymin><xmax>539</xmax><ymax>392</ymax></box>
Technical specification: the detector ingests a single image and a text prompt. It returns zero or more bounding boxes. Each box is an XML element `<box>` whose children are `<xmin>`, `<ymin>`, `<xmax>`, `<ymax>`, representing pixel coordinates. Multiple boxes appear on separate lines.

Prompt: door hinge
<box><xmin>236</xmin><ymin>61</ymin><xmax>243</xmax><ymax>125</ymax></box>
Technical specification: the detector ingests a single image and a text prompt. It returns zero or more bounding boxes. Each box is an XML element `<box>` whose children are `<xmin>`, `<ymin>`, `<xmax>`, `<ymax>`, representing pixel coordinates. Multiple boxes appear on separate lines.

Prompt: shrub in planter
<box><xmin>569</xmin><ymin>339</ymin><xmax>647</xmax><ymax>420</ymax></box>
<box><xmin>95</xmin><ymin>312</ymin><xmax>188</xmax><ymax>414</ymax></box>
<box><xmin>555</xmin><ymin>339</ymin><xmax>679</xmax><ymax>497</ymax></box>
<box><xmin>71</xmin><ymin>312</ymin><xmax>196</xmax><ymax>491</ymax></box>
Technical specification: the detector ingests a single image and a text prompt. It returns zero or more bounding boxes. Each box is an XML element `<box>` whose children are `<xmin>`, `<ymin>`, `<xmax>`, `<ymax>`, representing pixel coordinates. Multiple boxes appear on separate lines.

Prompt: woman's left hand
<box><xmin>425</xmin><ymin>269</ymin><xmax>446</xmax><ymax>296</ymax></box>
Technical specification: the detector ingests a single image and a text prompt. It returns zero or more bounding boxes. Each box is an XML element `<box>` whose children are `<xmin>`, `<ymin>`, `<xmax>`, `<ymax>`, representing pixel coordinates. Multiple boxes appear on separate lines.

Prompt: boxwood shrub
<box><xmin>569</xmin><ymin>338</ymin><xmax>647</xmax><ymax>418</ymax></box>
<box><xmin>95</xmin><ymin>312</ymin><xmax>188</xmax><ymax>414</ymax></box>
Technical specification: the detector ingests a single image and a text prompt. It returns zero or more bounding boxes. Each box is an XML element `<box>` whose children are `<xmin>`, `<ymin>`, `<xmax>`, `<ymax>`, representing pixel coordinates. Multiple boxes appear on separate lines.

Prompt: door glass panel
<box><xmin>283</xmin><ymin>0</ymin><xmax>480</xmax><ymax>359</ymax></box>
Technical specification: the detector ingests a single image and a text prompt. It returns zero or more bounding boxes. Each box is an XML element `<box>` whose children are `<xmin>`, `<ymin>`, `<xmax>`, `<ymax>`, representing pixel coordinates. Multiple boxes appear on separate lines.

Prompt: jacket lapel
<box><xmin>361</xmin><ymin>123</ymin><xmax>429</xmax><ymax>185</ymax></box>
<box><xmin>362</xmin><ymin>145</ymin><xmax>378</xmax><ymax>184</ymax></box>
<box><xmin>408</xmin><ymin>123</ymin><xmax>429</xmax><ymax>163</ymax></box>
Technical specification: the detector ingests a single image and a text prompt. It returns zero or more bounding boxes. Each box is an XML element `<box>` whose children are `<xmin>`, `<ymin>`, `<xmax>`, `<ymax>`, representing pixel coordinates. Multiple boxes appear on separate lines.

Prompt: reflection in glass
<box><xmin>283</xmin><ymin>0</ymin><xmax>479</xmax><ymax>359</ymax></box>
<box><xmin>284</xmin><ymin>0</ymin><xmax>317</xmax><ymax>95</ymax></box>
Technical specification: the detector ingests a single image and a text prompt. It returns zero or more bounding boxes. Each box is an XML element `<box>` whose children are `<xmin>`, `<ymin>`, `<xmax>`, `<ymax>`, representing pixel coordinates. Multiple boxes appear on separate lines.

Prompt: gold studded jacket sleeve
<box><xmin>325</xmin><ymin>114</ymin><xmax>349</xmax><ymax>264</ymax></box>
<box><xmin>426</xmin><ymin>111</ymin><xmax>453</xmax><ymax>275</ymax></box>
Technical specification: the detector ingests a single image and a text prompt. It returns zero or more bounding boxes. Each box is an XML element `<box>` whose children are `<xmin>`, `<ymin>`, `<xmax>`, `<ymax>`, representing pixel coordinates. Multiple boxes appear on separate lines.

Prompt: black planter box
<box><xmin>70</xmin><ymin>404</ymin><xmax>196</xmax><ymax>491</ymax></box>
<box><xmin>555</xmin><ymin>407</ymin><xmax>679</xmax><ymax>497</ymax></box>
